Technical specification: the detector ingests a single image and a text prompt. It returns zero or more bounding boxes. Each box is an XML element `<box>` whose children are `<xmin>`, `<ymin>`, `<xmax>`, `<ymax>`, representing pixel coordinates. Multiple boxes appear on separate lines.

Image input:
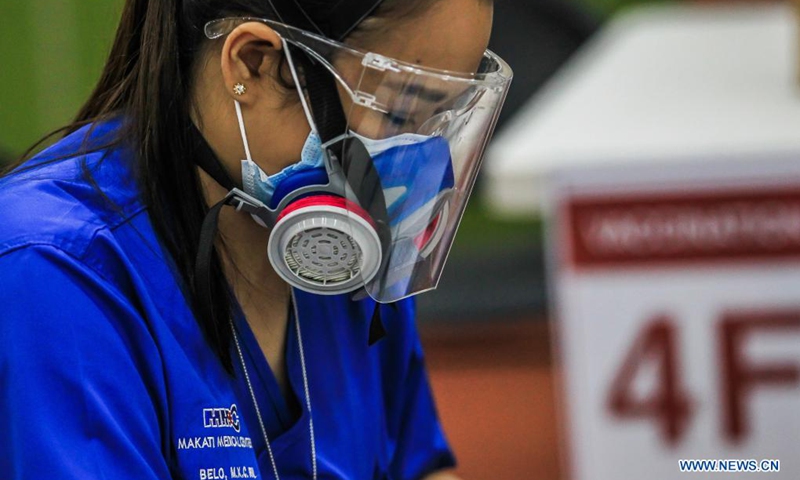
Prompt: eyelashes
<box><xmin>384</xmin><ymin>112</ymin><xmax>413</xmax><ymax>128</ymax></box>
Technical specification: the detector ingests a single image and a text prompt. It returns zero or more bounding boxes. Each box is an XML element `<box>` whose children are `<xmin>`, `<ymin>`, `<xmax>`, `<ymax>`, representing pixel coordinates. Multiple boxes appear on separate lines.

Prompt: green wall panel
<box><xmin>0</xmin><ymin>1</ymin><xmax>123</xmax><ymax>157</ymax></box>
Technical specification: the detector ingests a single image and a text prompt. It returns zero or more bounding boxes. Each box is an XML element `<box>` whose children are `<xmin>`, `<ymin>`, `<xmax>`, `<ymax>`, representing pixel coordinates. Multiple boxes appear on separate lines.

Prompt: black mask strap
<box><xmin>369</xmin><ymin>303</ymin><xmax>387</xmax><ymax>346</ymax></box>
<box><xmin>190</xmin><ymin>123</ymin><xmax>237</xmax><ymax>191</ymax></box>
<box><xmin>194</xmin><ymin>197</ymin><xmax>230</xmax><ymax>328</ymax></box>
<box><xmin>188</xmin><ymin>121</ymin><xmax>239</xmax><ymax>327</ymax></box>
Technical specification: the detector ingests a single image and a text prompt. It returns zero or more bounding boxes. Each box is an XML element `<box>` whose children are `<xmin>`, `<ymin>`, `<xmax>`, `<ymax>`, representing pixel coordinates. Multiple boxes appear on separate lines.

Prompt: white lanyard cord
<box><xmin>230</xmin><ymin>291</ymin><xmax>317</xmax><ymax>480</ymax></box>
<box><xmin>292</xmin><ymin>291</ymin><xmax>318</xmax><ymax>480</ymax></box>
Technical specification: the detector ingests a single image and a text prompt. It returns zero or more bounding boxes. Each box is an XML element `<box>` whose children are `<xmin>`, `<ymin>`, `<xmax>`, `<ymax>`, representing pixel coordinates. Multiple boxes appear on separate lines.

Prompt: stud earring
<box><xmin>233</xmin><ymin>83</ymin><xmax>247</xmax><ymax>96</ymax></box>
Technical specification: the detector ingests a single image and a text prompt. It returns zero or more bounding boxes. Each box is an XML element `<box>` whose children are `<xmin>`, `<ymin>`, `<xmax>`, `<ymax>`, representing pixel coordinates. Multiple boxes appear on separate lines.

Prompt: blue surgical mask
<box><xmin>240</xmin><ymin>131</ymin><xmax>326</xmax><ymax>204</ymax></box>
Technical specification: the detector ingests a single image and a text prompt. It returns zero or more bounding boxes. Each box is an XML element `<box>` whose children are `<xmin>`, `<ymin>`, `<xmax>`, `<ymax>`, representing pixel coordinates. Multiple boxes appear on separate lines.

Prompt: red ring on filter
<box><xmin>276</xmin><ymin>195</ymin><xmax>376</xmax><ymax>228</ymax></box>
<box><xmin>268</xmin><ymin>194</ymin><xmax>382</xmax><ymax>295</ymax></box>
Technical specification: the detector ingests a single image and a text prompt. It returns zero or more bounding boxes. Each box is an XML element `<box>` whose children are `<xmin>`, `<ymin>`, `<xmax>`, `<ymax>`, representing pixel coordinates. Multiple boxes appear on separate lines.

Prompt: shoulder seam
<box><xmin>0</xmin><ymin>204</ymin><xmax>148</xmax><ymax>263</ymax></box>
<box><xmin>0</xmin><ymin>235</ymin><xmax>102</xmax><ymax>263</ymax></box>
<box><xmin>0</xmin><ymin>242</ymin><xmax>112</xmax><ymax>287</ymax></box>
<box><xmin>108</xmin><ymin>204</ymin><xmax>148</xmax><ymax>231</ymax></box>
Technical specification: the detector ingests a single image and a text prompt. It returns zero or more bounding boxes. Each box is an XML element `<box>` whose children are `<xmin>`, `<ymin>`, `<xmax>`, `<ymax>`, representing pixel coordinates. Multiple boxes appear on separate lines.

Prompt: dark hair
<box><xmin>2</xmin><ymin>0</ymin><xmax>440</xmax><ymax>373</ymax></box>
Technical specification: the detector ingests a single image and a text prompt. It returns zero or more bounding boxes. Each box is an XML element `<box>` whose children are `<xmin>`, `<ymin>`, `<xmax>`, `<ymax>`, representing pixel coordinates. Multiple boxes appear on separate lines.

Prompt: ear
<box><xmin>220</xmin><ymin>22</ymin><xmax>284</xmax><ymax>103</ymax></box>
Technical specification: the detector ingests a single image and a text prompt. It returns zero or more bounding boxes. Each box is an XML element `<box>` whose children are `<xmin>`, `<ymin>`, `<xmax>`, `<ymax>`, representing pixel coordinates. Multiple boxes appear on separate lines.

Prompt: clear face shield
<box><xmin>206</xmin><ymin>17</ymin><xmax>512</xmax><ymax>303</ymax></box>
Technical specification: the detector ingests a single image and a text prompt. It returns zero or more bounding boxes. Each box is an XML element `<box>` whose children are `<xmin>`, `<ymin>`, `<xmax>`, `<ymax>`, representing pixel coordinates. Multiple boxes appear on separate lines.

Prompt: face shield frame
<box><xmin>204</xmin><ymin>17</ymin><xmax>511</xmax><ymax>105</ymax></box>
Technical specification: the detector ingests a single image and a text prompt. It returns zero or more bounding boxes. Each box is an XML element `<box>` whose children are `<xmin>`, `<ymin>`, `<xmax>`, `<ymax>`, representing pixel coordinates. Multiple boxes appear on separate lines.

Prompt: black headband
<box><xmin>271</xmin><ymin>0</ymin><xmax>385</xmax><ymax>40</ymax></box>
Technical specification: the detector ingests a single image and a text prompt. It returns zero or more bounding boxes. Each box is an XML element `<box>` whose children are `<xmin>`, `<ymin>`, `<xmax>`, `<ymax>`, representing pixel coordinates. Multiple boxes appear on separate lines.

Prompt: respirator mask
<box><xmin>196</xmin><ymin>16</ymin><xmax>512</xmax><ymax>308</ymax></box>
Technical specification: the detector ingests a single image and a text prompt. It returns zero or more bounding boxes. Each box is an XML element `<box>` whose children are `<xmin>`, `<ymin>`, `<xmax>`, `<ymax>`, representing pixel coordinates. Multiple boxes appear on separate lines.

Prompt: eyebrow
<box><xmin>384</xmin><ymin>81</ymin><xmax>449</xmax><ymax>103</ymax></box>
<box><xmin>403</xmin><ymin>84</ymin><xmax>449</xmax><ymax>102</ymax></box>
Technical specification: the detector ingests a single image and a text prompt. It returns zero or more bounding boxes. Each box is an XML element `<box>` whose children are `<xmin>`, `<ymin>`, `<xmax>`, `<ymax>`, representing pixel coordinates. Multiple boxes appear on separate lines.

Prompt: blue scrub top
<box><xmin>0</xmin><ymin>121</ymin><xmax>455</xmax><ymax>479</ymax></box>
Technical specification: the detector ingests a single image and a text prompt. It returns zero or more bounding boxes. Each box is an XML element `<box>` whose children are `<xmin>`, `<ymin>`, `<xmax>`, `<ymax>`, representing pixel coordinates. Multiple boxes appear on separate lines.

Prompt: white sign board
<box><xmin>548</xmin><ymin>158</ymin><xmax>800</xmax><ymax>479</ymax></box>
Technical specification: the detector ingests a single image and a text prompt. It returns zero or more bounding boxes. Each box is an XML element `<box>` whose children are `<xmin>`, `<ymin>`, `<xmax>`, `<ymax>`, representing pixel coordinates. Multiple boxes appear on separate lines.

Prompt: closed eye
<box><xmin>384</xmin><ymin>112</ymin><xmax>412</xmax><ymax>128</ymax></box>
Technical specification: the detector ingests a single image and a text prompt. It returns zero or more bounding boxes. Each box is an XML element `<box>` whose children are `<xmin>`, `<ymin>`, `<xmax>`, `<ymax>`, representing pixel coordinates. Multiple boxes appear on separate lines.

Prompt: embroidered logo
<box><xmin>203</xmin><ymin>404</ymin><xmax>241</xmax><ymax>433</ymax></box>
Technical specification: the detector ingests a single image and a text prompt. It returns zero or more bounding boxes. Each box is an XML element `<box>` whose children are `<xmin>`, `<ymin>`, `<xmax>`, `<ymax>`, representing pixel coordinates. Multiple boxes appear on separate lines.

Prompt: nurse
<box><xmin>0</xmin><ymin>0</ymin><xmax>511</xmax><ymax>479</ymax></box>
